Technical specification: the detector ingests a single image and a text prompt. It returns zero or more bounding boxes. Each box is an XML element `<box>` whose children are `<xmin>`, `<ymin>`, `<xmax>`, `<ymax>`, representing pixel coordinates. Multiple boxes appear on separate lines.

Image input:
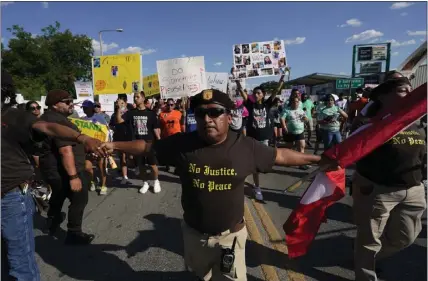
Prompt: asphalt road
<box><xmin>34</xmin><ymin>144</ymin><xmax>427</xmax><ymax>281</ymax></box>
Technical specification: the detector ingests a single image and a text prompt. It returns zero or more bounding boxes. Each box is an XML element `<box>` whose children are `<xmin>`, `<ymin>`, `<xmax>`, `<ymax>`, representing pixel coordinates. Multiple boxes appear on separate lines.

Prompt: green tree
<box><xmin>1</xmin><ymin>21</ymin><xmax>93</xmax><ymax>101</ymax></box>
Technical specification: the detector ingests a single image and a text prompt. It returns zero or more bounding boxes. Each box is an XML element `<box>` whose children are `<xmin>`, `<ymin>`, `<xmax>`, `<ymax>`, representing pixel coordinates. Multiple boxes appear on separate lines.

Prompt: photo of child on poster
<box><xmin>232</xmin><ymin>39</ymin><xmax>287</xmax><ymax>79</ymax></box>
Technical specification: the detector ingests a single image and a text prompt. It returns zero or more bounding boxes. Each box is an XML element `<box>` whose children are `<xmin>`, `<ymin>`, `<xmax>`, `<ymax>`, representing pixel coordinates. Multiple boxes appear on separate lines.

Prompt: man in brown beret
<box><xmin>101</xmin><ymin>89</ymin><xmax>339</xmax><ymax>281</ymax></box>
<box><xmin>1</xmin><ymin>71</ymin><xmax>105</xmax><ymax>280</ymax></box>
<box><xmin>39</xmin><ymin>90</ymin><xmax>96</xmax><ymax>245</ymax></box>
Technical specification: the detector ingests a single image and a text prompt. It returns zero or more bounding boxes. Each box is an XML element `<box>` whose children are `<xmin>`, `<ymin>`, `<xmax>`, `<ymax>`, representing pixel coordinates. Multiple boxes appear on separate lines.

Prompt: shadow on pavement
<box><xmin>35</xmin><ymin>213</ymin><xmax>268</xmax><ymax>281</ymax></box>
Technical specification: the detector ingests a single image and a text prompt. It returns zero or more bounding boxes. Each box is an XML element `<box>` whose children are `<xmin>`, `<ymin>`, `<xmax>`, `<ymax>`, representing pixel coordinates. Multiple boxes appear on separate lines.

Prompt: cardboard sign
<box><xmin>98</xmin><ymin>94</ymin><xmax>116</xmax><ymax>113</ymax></box>
<box><xmin>281</xmin><ymin>89</ymin><xmax>292</xmax><ymax>101</ymax></box>
<box><xmin>92</xmin><ymin>53</ymin><xmax>143</xmax><ymax>95</ymax></box>
<box><xmin>157</xmin><ymin>56</ymin><xmax>207</xmax><ymax>98</ymax></box>
<box><xmin>74</xmin><ymin>82</ymin><xmax>94</xmax><ymax>101</ymax></box>
<box><xmin>143</xmin><ymin>74</ymin><xmax>160</xmax><ymax>97</ymax></box>
<box><xmin>232</xmin><ymin>40</ymin><xmax>287</xmax><ymax>79</ymax></box>
<box><xmin>206</xmin><ymin>72</ymin><xmax>228</xmax><ymax>93</ymax></box>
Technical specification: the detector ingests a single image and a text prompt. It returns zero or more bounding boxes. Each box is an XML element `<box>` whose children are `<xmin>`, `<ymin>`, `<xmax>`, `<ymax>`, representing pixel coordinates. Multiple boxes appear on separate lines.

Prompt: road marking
<box><xmin>244</xmin><ymin>202</ymin><xmax>280</xmax><ymax>281</ymax></box>
<box><xmin>251</xmin><ymin>199</ymin><xmax>307</xmax><ymax>281</ymax></box>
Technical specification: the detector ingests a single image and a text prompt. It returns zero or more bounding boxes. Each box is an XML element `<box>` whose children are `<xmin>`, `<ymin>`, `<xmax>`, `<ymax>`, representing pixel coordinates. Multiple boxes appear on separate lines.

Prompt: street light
<box><xmin>98</xmin><ymin>29</ymin><xmax>124</xmax><ymax>56</ymax></box>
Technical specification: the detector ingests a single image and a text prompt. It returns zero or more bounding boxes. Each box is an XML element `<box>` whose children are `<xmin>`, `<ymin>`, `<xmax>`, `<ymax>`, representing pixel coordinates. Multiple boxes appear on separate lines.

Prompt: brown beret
<box><xmin>45</xmin><ymin>89</ymin><xmax>72</xmax><ymax>106</ymax></box>
<box><xmin>190</xmin><ymin>89</ymin><xmax>235</xmax><ymax>111</ymax></box>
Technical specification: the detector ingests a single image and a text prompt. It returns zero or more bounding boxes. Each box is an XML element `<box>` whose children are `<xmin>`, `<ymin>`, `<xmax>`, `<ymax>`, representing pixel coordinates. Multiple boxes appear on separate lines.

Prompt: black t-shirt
<box><xmin>123</xmin><ymin>108</ymin><xmax>159</xmax><ymax>141</ymax></box>
<box><xmin>356</xmin><ymin>123</ymin><xmax>426</xmax><ymax>188</ymax></box>
<box><xmin>1</xmin><ymin>108</ymin><xmax>45</xmax><ymax>192</ymax></box>
<box><xmin>153</xmin><ymin>131</ymin><xmax>277</xmax><ymax>234</ymax></box>
<box><xmin>39</xmin><ymin>110</ymin><xmax>86</xmax><ymax>177</ymax></box>
<box><xmin>245</xmin><ymin>96</ymin><xmax>274</xmax><ymax>141</ymax></box>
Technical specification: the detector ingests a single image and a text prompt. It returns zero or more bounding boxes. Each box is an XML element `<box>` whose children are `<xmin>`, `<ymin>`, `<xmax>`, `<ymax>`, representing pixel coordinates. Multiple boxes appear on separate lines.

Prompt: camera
<box><xmin>220</xmin><ymin>237</ymin><xmax>237</xmax><ymax>273</ymax></box>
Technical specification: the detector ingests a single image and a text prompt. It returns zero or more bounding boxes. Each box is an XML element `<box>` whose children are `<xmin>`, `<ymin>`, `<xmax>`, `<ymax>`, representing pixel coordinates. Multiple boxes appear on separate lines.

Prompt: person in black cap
<box><xmin>100</xmin><ymin>88</ymin><xmax>340</xmax><ymax>281</ymax></box>
<box><xmin>38</xmin><ymin>90</ymin><xmax>98</xmax><ymax>245</ymax></box>
<box><xmin>1</xmin><ymin>71</ymin><xmax>104</xmax><ymax>280</ymax></box>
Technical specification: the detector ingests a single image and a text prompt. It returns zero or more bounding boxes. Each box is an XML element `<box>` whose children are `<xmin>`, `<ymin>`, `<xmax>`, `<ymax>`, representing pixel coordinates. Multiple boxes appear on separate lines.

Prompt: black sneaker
<box><xmin>64</xmin><ymin>231</ymin><xmax>95</xmax><ymax>245</ymax></box>
<box><xmin>44</xmin><ymin>212</ymin><xmax>66</xmax><ymax>236</ymax></box>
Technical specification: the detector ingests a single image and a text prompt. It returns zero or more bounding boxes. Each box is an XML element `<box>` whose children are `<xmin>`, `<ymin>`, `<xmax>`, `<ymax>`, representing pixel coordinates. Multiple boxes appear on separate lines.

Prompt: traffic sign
<box><xmin>336</xmin><ymin>78</ymin><xmax>365</xmax><ymax>89</ymax></box>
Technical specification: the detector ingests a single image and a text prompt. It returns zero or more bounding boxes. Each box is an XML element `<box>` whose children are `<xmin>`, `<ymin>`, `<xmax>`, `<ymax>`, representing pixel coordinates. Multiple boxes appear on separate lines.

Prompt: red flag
<box><xmin>283</xmin><ymin>83</ymin><xmax>427</xmax><ymax>258</ymax></box>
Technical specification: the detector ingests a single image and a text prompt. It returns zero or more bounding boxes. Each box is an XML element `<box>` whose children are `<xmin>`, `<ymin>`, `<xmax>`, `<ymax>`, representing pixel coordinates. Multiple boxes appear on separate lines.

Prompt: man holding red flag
<box><xmin>284</xmin><ymin>79</ymin><xmax>427</xmax><ymax>281</ymax></box>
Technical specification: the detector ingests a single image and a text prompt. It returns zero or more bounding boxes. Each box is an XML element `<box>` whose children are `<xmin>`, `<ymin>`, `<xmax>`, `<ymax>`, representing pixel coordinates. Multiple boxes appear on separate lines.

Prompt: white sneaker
<box><xmin>253</xmin><ymin>186</ymin><xmax>264</xmax><ymax>201</ymax></box>
<box><xmin>139</xmin><ymin>182</ymin><xmax>150</xmax><ymax>194</ymax></box>
<box><xmin>153</xmin><ymin>180</ymin><xmax>161</xmax><ymax>193</ymax></box>
<box><xmin>121</xmin><ymin>176</ymin><xmax>130</xmax><ymax>185</ymax></box>
<box><xmin>90</xmin><ymin>181</ymin><xmax>96</xmax><ymax>192</ymax></box>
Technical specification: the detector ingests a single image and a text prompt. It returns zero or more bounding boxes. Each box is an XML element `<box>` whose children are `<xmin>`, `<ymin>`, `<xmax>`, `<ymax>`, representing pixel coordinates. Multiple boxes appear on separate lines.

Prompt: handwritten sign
<box><xmin>206</xmin><ymin>72</ymin><xmax>228</xmax><ymax>93</ymax></box>
<box><xmin>157</xmin><ymin>56</ymin><xmax>207</xmax><ymax>98</ymax></box>
<box><xmin>98</xmin><ymin>94</ymin><xmax>116</xmax><ymax>114</ymax></box>
<box><xmin>232</xmin><ymin>40</ymin><xmax>287</xmax><ymax>79</ymax></box>
<box><xmin>74</xmin><ymin>82</ymin><xmax>94</xmax><ymax>102</ymax></box>
<box><xmin>281</xmin><ymin>89</ymin><xmax>292</xmax><ymax>102</ymax></box>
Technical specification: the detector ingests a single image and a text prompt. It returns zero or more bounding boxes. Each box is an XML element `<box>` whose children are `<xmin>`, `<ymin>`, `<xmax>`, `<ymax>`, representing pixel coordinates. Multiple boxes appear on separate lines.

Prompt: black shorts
<box><xmin>283</xmin><ymin>133</ymin><xmax>305</xmax><ymax>143</ymax></box>
<box><xmin>274</xmin><ymin>123</ymin><xmax>281</xmax><ymax>129</ymax></box>
<box><xmin>136</xmin><ymin>149</ymin><xmax>158</xmax><ymax>166</ymax></box>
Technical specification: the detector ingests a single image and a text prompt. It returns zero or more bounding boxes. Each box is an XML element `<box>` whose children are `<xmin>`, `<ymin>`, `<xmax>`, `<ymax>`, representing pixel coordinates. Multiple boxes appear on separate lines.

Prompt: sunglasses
<box><xmin>195</xmin><ymin>107</ymin><xmax>227</xmax><ymax>119</ymax></box>
<box><xmin>30</xmin><ymin>106</ymin><xmax>41</xmax><ymax>111</ymax></box>
<box><xmin>94</xmin><ymin>105</ymin><xmax>101</xmax><ymax>108</ymax></box>
<box><xmin>60</xmin><ymin>99</ymin><xmax>73</xmax><ymax>105</ymax></box>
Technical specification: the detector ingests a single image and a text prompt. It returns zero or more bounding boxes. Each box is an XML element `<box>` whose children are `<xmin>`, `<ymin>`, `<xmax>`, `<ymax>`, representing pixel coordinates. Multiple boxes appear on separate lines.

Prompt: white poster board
<box><xmin>232</xmin><ymin>40</ymin><xmax>287</xmax><ymax>79</ymax></box>
<box><xmin>280</xmin><ymin>89</ymin><xmax>292</xmax><ymax>102</ymax></box>
<box><xmin>74</xmin><ymin>82</ymin><xmax>94</xmax><ymax>102</ymax></box>
<box><xmin>157</xmin><ymin>56</ymin><xmax>207</xmax><ymax>98</ymax></box>
<box><xmin>98</xmin><ymin>94</ymin><xmax>116</xmax><ymax>114</ymax></box>
<box><xmin>227</xmin><ymin>76</ymin><xmax>246</xmax><ymax>97</ymax></box>
<box><xmin>206</xmin><ymin>72</ymin><xmax>228</xmax><ymax>93</ymax></box>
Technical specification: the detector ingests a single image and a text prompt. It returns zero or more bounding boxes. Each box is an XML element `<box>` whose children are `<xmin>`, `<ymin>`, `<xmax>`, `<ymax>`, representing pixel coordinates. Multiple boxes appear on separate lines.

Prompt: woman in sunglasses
<box><xmin>26</xmin><ymin>101</ymin><xmax>42</xmax><ymax>118</ymax></box>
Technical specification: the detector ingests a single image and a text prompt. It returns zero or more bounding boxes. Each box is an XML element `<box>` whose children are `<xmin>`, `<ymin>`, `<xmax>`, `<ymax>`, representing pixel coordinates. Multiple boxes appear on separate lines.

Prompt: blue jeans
<box><xmin>322</xmin><ymin>130</ymin><xmax>342</xmax><ymax>150</ymax></box>
<box><xmin>1</xmin><ymin>190</ymin><xmax>40</xmax><ymax>281</ymax></box>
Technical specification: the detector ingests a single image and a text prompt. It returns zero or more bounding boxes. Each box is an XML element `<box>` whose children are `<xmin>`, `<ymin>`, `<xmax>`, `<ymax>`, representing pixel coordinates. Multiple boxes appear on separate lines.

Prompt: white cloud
<box><xmin>392</xmin><ymin>51</ymin><xmax>399</xmax><ymax>56</ymax></box>
<box><xmin>283</xmin><ymin>37</ymin><xmax>306</xmax><ymax>45</ymax></box>
<box><xmin>390</xmin><ymin>2</ymin><xmax>414</xmax><ymax>9</ymax></box>
<box><xmin>41</xmin><ymin>1</ymin><xmax>48</xmax><ymax>8</ymax></box>
<box><xmin>345</xmin><ymin>29</ymin><xmax>384</xmax><ymax>43</ymax></box>
<box><xmin>407</xmin><ymin>30</ymin><xmax>427</xmax><ymax>36</ymax></box>
<box><xmin>386</xmin><ymin>39</ymin><xmax>416</xmax><ymax>47</ymax></box>
<box><xmin>118</xmin><ymin>46</ymin><xmax>157</xmax><ymax>55</ymax></box>
<box><xmin>338</xmin><ymin>18</ymin><xmax>362</xmax><ymax>28</ymax></box>
<box><xmin>400</xmin><ymin>12</ymin><xmax>408</xmax><ymax>16</ymax></box>
<box><xmin>368</xmin><ymin>38</ymin><xmax>381</xmax><ymax>43</ymax></box>
<box><xmin>31</xmin><ymin>33</ymin><xmax>38</xmax><ymax>38</ymax></box>
<box><xmin>273</xmin><ymin>37</ymin><xmax>279</xmax><ymax>41</ymax></box>
<box><xmin>213</xmin><ymin>62</ymin><xmax>222</xmax><ymax>66</ymax></box>
<box><xmin>1</xmin><ymin>2</ymin><xmax>14</xmax><ymax>7</ymax></box>
<box><xmin>91</xmin><ymin>39</ymin><xmax>119</xmax><ymax>55</ymax></box>
<box><xmin>421</xmin><ymin>38</ymin><xmax>426</xmax><ymax>42</ymax></box>
<box><xmin>181</xmin><ymin>54</ymin><xmax>186</xmax><ymax>58</ymax></box>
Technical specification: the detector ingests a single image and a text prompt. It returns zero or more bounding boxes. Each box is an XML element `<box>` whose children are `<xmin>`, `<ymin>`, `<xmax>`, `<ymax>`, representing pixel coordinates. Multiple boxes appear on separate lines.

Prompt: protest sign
<box><xmin>68</xmin><ymin>118</ymin><xmax>109</xmax><ymax>142</ymax></box>
<box><xmin>157</xmin><ymin>56</ymin><xmax>207</xmax><ymax>98</ymax></box>
<box><xmin>206</xmin><ymin>72</ymin><xmax>228</xmax><ymax>93</ymax></box>
<box><xmin>281</xmin><ymin>89</ymin><xmax>292</xmax><ymax>102</ymax></box>
<box><xmin>98</xmin><ymin>94</ymin><xmax>116</xmax><ymax>114</ymax></box>
<box><xmin>232</xmin><ymin>40</ymin><xmax>287</xmax><ymax>79</ymax></box>
<box><xmin>74</xmin><ymin>82</ymin><xmax>94</xmax><ymax>101</ymax></box>
<box><xmin>292</xmin><ymin>85</ymin><xmax>306</xmax><ymax>94</ymax></box>
<box><xmin>227</xmin><ymin>76</ymin><xmax>246</xmax><ymax>97</ymax></box>
<box><xmin>92</xmin><ymin>53</ymin><xmax>143</xmax><ymax>95</ymax></box>
<box><xmin>143</xmin><ymin>74</ymin><xmax>160</xmax><ymax>97</ymax></box>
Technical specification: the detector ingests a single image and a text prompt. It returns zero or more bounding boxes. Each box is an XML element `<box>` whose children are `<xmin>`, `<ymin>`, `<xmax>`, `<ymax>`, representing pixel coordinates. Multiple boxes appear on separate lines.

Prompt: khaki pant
<box><xmin>181</xmin><ymin>220</ymin><xmax>248</xmax><ymax>281</ymax></box>
<box><xmin>352</xmin><ymin>172</ymin><xmax>426</xmax><ymax>281</ymax></box>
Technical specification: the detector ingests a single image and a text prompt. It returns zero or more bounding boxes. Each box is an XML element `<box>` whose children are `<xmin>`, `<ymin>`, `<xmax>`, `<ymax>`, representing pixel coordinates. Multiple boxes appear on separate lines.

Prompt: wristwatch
<box><xmin>69</xmin><ymin>174</ymin><xmax>79</xmax><ymax>180</ymax></box>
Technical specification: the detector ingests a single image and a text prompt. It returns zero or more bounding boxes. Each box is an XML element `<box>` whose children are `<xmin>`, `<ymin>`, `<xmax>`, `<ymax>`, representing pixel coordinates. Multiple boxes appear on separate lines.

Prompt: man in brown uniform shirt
<box><xmin>101</xmin><ymin>89</ymin><xmax>339</xmax><ymax>281</ymax></box>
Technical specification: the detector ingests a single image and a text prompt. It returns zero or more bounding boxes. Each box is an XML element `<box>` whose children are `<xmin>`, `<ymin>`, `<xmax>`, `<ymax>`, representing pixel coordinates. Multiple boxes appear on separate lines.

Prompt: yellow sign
<box><xmin>143</xmin><ymin>74</ymin><xmax>160</xmax><ymax>97</ymax></box>
<box><xmin>92</xmin><ymin>53</ymin><xmax>142</xmax><ymax>95</ymax></box>
<box><xmin>68</xmin><ymin>118</ymin><xmax>109</xmax><ymax>142</ymax></box>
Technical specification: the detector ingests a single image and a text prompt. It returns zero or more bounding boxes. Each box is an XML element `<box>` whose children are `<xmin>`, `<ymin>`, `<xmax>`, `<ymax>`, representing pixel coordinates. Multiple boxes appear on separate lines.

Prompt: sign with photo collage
<box><xmin>232</xmin><ymin>40</ymin><xmax>287</xmax><ymax>79</ymax></box>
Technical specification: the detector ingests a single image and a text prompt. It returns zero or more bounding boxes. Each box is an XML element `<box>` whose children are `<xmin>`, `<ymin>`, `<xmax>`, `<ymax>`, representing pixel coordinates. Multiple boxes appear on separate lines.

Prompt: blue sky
<box><xmin>1</xmin><ymin>1</ymin><xmax>427</xmax><ymax>89</ymax></box>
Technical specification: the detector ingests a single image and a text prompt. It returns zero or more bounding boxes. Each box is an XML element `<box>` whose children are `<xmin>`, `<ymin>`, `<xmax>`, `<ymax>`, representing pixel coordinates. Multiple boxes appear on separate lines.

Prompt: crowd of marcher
<box><xmin>2</xmin><ymin>67</ymin><xmax>426</xmax><ymax>281</ymax></box>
